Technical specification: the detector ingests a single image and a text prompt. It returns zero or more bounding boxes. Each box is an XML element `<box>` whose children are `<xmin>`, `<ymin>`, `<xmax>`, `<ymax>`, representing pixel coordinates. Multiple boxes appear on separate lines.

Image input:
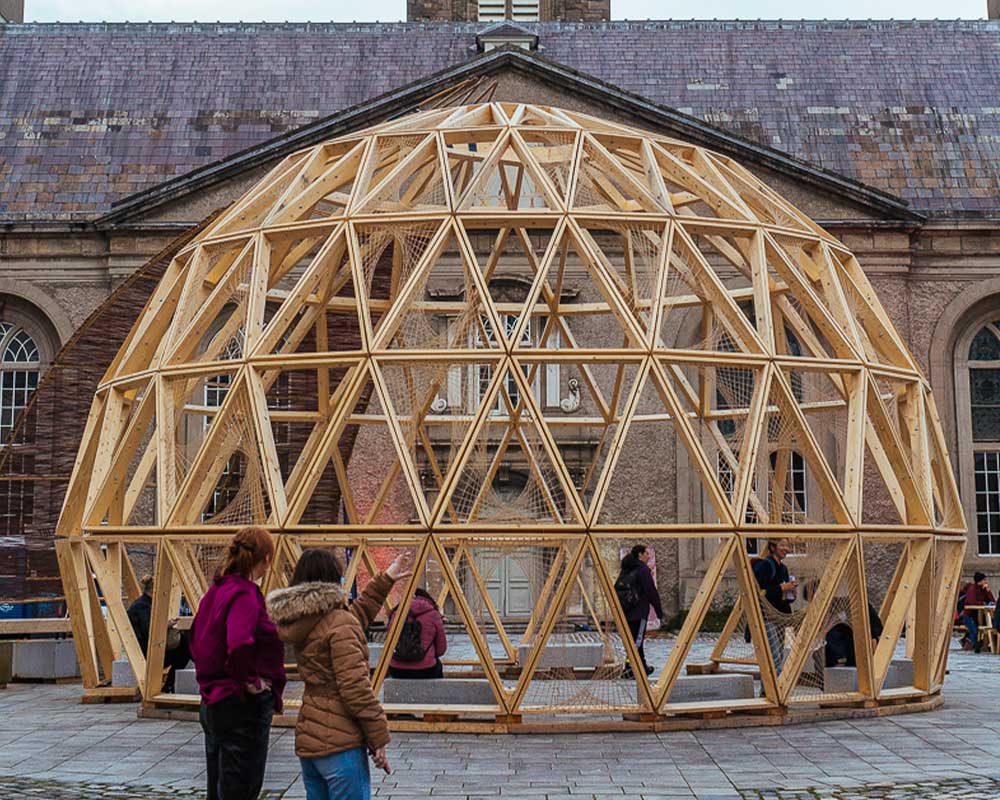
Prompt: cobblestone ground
<box><xmin>2</xmin><ymin>639</ymin><xmax>999</xmax><ymax>800</ymax></box>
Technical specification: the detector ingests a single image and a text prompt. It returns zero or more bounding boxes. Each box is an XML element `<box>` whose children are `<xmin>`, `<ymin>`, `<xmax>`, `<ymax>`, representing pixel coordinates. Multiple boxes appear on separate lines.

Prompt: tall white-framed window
<box><xmin>443</xmin><ymin>313</ymin><xmax>561</xmax><ymax>412</ymax></box>
<box><xmin>0</xmin><ymin>323</ymin><xmax>39</xmax><ymax>443</ymax></box>
<box><xmin>960</xmin><ymin>319</ymin><xmax>1000</xmax><ymax>556</ymax></box>
<box><xmin>475</xmin><ymin>314</ymin><xmax>534</xmax><ymax>414</ymax></box>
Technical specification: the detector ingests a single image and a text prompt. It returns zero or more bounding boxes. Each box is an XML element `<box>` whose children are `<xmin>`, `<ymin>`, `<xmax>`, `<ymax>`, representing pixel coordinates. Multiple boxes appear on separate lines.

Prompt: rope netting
<box><xmin>356</xmin><ymin>134</ymin><xmax>428</xmax><ymax>207</ymax></box>
<box><xmin>515</xmin><ymin>547</ymin><xmax>641</xmax><ymax>713</ymax></box>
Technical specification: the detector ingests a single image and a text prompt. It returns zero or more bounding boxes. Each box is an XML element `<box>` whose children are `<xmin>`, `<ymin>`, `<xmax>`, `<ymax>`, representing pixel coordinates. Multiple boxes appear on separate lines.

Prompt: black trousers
<box><xmin>388</xmin><ymin>659</ymin><xmax>443</xmax><ymax>679</ymax></box>
<box><xmin>200</xmin><ymin>691</ymin><xmax>273</xmax><ymax>800</ymax></box>
<box><xmin>627</xmin><ymin>618</ymin><xmax>650</xmax><ymax>670</ymax></box>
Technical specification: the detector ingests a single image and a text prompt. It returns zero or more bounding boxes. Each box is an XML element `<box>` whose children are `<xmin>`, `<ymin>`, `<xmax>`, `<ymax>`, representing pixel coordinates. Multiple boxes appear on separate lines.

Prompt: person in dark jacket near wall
<box><xmin>616</xmin><ymin>544</ymin><xmax>663</xmax><ymax>677</ymax></box>
<box><xmin>126</xmin><ymin>573</ymin><xmax>190</xmax><ymax>693</ymax></box>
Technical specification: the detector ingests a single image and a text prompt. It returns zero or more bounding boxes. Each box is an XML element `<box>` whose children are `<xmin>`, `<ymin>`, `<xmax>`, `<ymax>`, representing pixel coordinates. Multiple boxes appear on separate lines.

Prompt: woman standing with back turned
<box><xmin>267</xmin><ymin>548</ymin><xmax>414</xmax><ymax>800</ymax></box>
<box><xmin>190</xmin><ymin>525</ymin><xmax>286</xmax><ymax>800</ymax></box>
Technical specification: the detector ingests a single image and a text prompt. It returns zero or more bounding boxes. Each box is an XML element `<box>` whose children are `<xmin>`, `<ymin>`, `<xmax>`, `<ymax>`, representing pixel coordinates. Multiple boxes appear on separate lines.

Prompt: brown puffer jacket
<box><xmin>267</xmin><ymin>574</ymin><xmax>393</xmax><ymax>758</ymax></box>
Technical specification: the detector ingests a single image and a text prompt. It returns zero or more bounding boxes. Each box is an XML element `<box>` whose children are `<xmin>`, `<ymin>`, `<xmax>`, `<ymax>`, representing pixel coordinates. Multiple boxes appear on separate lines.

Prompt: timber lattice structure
<box><xmin>57</xmin><ymin>103</ymin><xmax>966</xmax><ymax>731</ymax></box>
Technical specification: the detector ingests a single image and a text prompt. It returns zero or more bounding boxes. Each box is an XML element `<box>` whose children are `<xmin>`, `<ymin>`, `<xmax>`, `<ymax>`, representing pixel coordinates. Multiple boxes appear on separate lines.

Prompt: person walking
<box><xmin>388</xmin><ymin>588</ymin><xmax>447</xmax><ymax>679</ymax></box>
<box><xmin>752</xmin><ymin>537</ymin><xmax>798</xmax><ymax>673</ymax></box>
<box><xmin>615</xmin><ymin>544</ymin><xmax>663</xmax><ymax>677</ymax></box>
<box><xmin>127</xmin><ymin>573</ymin><xmax>190</xmax><ymax>692</ymax></box>
<box><xmin>266</xmin><ymin>548</ymin><xmax>414</xmax><ymax>800</ymax></box>
<box><xmin>190</xmin><ymin>526</ymin><xmax>285</xmax><ymax>800</ymax></box>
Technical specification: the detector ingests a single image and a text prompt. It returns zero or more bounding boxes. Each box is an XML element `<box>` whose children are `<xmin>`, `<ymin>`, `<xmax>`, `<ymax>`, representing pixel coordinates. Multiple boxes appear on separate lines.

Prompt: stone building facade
<box><xmin>2</xmin><ymin>16</ymin><xmax>1000</xmax><ymax>612</ymax></box>
<box><xmin>407</xmin><ymin>0</ymin><xmax>610</xmax><ymax>21</ymax></box>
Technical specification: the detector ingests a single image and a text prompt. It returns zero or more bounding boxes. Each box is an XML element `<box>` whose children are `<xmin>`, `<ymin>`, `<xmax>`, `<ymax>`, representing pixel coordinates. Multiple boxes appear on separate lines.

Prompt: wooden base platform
<box><xmin>134</xmin><ymin>692</ymin><xmax>944</xmax><ymax>734</ymax></box>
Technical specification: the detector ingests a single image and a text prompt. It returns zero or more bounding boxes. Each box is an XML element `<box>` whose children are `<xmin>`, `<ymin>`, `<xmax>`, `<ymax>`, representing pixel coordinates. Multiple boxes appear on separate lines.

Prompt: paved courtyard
<box><xmin>1</xmin><ymin>640</ymin><xmax>999</xmax><ymax>800</ymax></box>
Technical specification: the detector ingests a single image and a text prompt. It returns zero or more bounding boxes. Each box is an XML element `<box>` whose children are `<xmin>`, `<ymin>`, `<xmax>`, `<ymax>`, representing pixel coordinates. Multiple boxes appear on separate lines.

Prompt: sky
<box><xmin>24</xmin><ymin>0</ymin><xmax>988</xmax><ymax>21</ymax></box>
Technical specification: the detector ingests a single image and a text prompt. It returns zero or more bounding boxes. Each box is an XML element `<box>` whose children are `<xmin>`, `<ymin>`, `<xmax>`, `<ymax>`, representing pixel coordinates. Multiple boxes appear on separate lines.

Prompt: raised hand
<box><xmin>386</xmin><ymin>550</ymin><xmax>414</xmax><ymax>583</ymax></box>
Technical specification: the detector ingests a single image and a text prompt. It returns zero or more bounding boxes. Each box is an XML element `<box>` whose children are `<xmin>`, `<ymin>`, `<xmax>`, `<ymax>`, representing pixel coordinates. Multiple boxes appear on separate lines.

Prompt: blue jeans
<box><xmin>300</xmin><ymin>748</ymin><xmax>371</xmax><ymax>800</ymax></box>
<box><xmin>963</xmin><ymin>613</ymin><xmax>980</xmax><ymax>651</ymax></box>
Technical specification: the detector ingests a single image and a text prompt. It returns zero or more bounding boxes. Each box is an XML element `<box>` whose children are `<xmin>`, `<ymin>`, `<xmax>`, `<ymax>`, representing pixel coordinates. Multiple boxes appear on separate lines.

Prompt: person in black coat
<box><xmin>616</xmin><ymin>544</ymin><xmax>663</xmax><ymax>677</ymax></box>
<box><xmin>752</xmin><ymin>538</ymin><xmax>798</xmax><ymax>672</ymax></box>
<box><xmin>127</xmin><ymin>574</ymin><xmax>190</xmax><ymax>693</ymax></box>
<box><xmin>824</xmin><ymin>603</ymin><xmax>884</xmax><ymax>667</ymax></box>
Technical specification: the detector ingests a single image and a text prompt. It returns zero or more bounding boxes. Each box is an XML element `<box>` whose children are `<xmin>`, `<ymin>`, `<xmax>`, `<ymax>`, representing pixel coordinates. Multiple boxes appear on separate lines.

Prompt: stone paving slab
<box><xmin>1</xmin><ymin>640</ymin><xmax>999</xmax><ymax>799</ymax></box>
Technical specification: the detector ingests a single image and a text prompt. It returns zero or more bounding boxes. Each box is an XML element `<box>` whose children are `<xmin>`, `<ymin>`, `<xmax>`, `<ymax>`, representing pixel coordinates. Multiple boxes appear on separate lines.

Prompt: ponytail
<box><xmin>217</xmin><ymin>526</ymin><xmax>274</xmax><ymax>579</ymax></box>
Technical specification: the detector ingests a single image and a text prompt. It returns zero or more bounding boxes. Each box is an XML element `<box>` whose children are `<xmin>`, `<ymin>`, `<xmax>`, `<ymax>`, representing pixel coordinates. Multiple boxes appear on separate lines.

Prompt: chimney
<box><xmin>990</xmin><ymin>0</ymin><xmax>1000</xmax><ymax>18</ymax></box>
<box><xmin>0</xmin><ymin>0</ymin><xmax>24</xmax><ymax>22</ymax></box>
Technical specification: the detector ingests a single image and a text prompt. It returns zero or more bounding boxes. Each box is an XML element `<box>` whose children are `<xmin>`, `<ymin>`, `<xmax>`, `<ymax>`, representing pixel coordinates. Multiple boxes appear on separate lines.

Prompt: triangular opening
<box><xmin>378</xmin><ymin>223</ymin><xmax>499</xmax><ymax>352</ymax></box>
<box><xmin>376</xmin><ymin>355</ymin><xmax>503</xmax><ymax>519</ymax></box>
<box><xmin>784</xmin><ymin>542</ymin><xmax>881</xmax><ymax>705</ymax></box>
<box><xmin>458</xmin><ymin>131</ymin><xmax>561</xmax><ymax>212</ymax></box>
<box><xmin>572</xmin><ymin>134</ymin><xmax>659</xmax><ymax>213</ymax></box>
<box><xmin>167</xmin><ymin>239</ymin><xmax>257</xmax><ymax>365</ymax></box>
<box><xmin>924</xmin><ymin>390</ymin><xmax>964</xmax><ymax>530</ymax></box>
<box><xmin>443</xmin><ymin>127</ymin><xmax>506</xmax><ymax>202</ymax></box>
<box><xmin>746</xmin><ymin>371</ymin><xmax>849</xmax><ymax>526</ymax></box>
<box><xmin>513</xmin><ymin>538</ymin><xmax>651</xmax><ymax>717</ymax></box>
<box><xmin>356</xmin><ymin>133</ymin><xmax>449</xmax><ymax>215</ymax></box>
<box><xmin>520</xmin><ymin>224</ymin><xmax>646</xmax><ymax>352</ymax></box>
<box><xmin>264</xmin><ymin>140</ymin><xmax>367</xmax><ymax>225</ymax></box>
<box><xmin>661</xmin><ymin>226</ymin><xmax>762</xmax><ymax>355</ymax></box>
<box><xmin>85</xmin><ymin>381</ymin><xmax>158</xmax><ymax>527</ymax></box>
<box><xmin>160</xmin><ymin>369</ymin><xmax>240</xmax><ymax>519</ymax></box>
<box><xmin>515</xmin><ymin>356</ymin><xmax>644</xmax><ymax>522</ymax></box>
<box><xmin>373</xmin><ymin>537</ymin><xmax>507</xmax><ymax>715</ymax></box>
<box><xmin>659</xmin><ymin>357</ymin><xmax>767</xmax><ymax>526</ymax></box>
<box><xmin>357</xmin><ymin>219</ymin><xmax>451</xmax><ymax>348</ymax></box>
<box><xmin>647</xmin><ymin>536</ymin><xmax>773</xmax><ymax>709</ymax></box>
<box><xmin>573</xmin><ymin>219</ymin><xmax>668</xmax><ymax>341</ymax></box>
<box><xmin>255</xmin><ymin>228</ymin><xmax>369</xmax><ymax>357</ymax></box>
<box><xmin>861</xmin><ymin>536</ymin><xmax>928</xmax><ymax>694</ymax></box>
<box><xmin>862</xmin><ymin>376</ymin><xmax>927</xmax><ymax>527</ymax></box>
<box><xmin>830</xmin><ymin>250</ymin><xmax>915</xmax><ymax>369</ymax></box>
<box><xmin>188</xmin><ymin>378</ymin><xmax>275</xmax><ymax>527</ymax></box>
<box><xmin>517</xmin><ymin>129</ymin><xmax>578</xmax><ymax>208</ymax></box>
<box><xmin>774</xmin><ymin>364</ymin><xmax>852</xmax><ymax>504</ymax></box>
<box><xmin>437</xmin><ymin>361</ymin><xmax>580</xmax><ymax>526</ymax></box>
<box><xmin>597</xmin><ymin>365</ymin><xmax>731</xmax><ymax>526</ymax></box>
<box><xmin>352</xmin><ymin>133</ymin><xmax>435</xmax><ymax>211</ymax></box>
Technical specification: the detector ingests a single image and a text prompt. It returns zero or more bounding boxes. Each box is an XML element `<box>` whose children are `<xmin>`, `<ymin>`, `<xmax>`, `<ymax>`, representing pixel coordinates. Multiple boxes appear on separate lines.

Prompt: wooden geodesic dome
<box><xmin>57</xmin><ymin>103</ymin><xmax>965</xmax><ymax>728</ymax></box>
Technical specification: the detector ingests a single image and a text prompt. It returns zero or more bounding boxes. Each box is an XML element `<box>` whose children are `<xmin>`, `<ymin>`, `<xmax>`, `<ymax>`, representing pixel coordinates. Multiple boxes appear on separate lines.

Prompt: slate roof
<box><xmin>2</xmin><ymin>19</ymin><xmax>999</xmax><ymax>221</ymax></box>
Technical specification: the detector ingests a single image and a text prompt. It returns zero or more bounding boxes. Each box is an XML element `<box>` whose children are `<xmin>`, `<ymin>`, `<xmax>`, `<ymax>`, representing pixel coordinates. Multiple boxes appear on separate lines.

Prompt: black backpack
<box><xmin>615</xmin><ymin>569</ymin><xmax>641</xmax><ymax>613</ymax></box>
<box><xmin>392</xmin><ymin>616</ymin><xmax>429</xmax><ymax>663</ymax></box>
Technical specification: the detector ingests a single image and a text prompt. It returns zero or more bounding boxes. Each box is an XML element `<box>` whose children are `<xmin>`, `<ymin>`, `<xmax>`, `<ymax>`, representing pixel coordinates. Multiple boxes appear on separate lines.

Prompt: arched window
<box><xmin>0</xmin><ymin>322</ymin><xmax>40</xmax><ymax>443</ymax></box>
<box><xmin>960</xmin><ymin>320</ymin><xmax>1000</xmax><ymax>556</ymax></box>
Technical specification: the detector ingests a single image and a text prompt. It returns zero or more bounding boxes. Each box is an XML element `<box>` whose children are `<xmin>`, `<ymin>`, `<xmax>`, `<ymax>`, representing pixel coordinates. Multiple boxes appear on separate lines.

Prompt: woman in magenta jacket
<box><xmin>190</xmin><ymin>526</ymin><xmax>285</xmax><ymax>800</ymax></box>
<box><xmin>387</xmin><ymin>588</ymin><xmax>447</xmax><ymax>679</ymax></box>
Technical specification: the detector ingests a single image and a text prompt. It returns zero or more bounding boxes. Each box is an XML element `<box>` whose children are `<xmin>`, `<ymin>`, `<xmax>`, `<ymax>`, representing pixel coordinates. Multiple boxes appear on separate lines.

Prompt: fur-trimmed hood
<box><xmin>266</xmin><ymin>581</ymin><xmax>348</xmax><ymax>646</ymax></box>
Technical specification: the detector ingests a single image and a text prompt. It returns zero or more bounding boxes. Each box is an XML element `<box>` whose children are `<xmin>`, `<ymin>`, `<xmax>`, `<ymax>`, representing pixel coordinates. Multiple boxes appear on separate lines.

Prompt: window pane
<box><xmin>972</xmin><ymin>369</ymin><xmax>1000</xmax><ymax>441</ymax></box>
<box><xmin>970</xmin><ymin>326</ymin><xmax>1000</xmax><ymax>360</ymax></box>
<box><xmin>980</xmin><ymin>535</ymin><xmax>990</xmax><ymax>555</ymax></box>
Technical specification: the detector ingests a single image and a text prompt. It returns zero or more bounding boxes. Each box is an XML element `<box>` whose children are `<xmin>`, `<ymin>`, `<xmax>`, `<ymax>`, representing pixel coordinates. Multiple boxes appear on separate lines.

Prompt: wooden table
<box><xmin>963</xmin><ymin>605</ymin><xmax>998</xmax><ymax>653</ymax></box>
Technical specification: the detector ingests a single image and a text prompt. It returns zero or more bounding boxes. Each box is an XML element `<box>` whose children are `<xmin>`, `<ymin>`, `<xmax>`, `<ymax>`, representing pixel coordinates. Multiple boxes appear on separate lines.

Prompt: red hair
<box><xmin>218</xmin><ymin>526</ymin><xmax>274</xmax><ymax>579</ymax></box>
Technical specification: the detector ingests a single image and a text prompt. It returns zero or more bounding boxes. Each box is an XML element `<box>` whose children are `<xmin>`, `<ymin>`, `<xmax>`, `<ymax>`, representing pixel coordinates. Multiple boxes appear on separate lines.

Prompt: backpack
<box><xmin>615</xmin><ymin>569</ymin><xmax>642</xmax><ymax>613</ymax></box>
<box><xmin>392</xmin><ymin>616</ymin><xmax>430</xmax><ymax>663</ymax></box>
<box><xmin>957</xmin><ymin>583</ymin><xmax>971</xmax><ymax>615</ymax></box>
